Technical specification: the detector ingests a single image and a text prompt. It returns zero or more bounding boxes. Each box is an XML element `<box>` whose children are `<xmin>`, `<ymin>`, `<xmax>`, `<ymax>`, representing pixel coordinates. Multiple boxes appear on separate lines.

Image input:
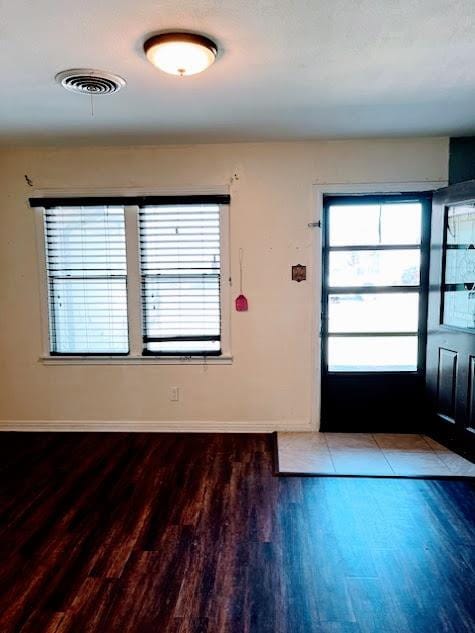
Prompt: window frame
<box><xmin>321</xmin><ymin>193</ymin><xmax>432</xmax><ymax>375</ymax></box>
<box><xmin>32</xmin><ymin>193</ymin><xmax>232</xmax><ymax>365</ymax></box>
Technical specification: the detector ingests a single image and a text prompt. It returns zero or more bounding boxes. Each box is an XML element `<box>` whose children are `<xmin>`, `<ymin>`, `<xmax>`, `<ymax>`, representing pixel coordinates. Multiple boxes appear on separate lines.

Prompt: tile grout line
<box><xmin>377</xmin><ymin>433</ymin><xmax>451</xmax><ymax>476</ymax></box>
<box><xmin>421</xmin><ymin>435</ymin><xmax>458</xmax><ymax>474</ymax></box>
<box><xmin>372</xmin><ymin>433</ymin><xmax>397</xmax><ymax>475</ymax></box>
<box><xmin>418</xmin><ymin>434</ymin><xmax>452</xmax><ymax>474</ymax></box>
<box><xmin>420</xmin><ymin>433</ymin><xmax>435</xmax><ymax>451</ymax></box>
<box><xmin>321</xmin><ymin>433</ymin><xmax>338</xmax><ymax>475</ymax></box>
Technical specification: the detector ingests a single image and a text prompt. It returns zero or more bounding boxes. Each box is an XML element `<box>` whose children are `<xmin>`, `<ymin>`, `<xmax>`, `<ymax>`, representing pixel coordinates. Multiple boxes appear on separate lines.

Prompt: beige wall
<box><xmin>0</xmin><ymin>139</ymin><xmax>448</xmax><ymax>430</ymax></box>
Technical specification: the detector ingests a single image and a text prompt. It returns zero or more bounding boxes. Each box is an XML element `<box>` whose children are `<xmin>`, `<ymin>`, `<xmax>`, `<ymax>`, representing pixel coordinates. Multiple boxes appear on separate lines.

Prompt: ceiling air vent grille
<box><xmin>55</xmin><ymin>69</ymin><xmax>126</xmax><ymax>95</ymax></box>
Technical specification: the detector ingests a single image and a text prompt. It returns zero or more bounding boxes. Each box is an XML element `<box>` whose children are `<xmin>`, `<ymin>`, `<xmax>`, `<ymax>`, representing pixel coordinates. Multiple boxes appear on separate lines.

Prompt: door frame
<box><xmin>311</xmin><ymin>181</ymin><xmax>447</xmax><ymax>431</ymax></box>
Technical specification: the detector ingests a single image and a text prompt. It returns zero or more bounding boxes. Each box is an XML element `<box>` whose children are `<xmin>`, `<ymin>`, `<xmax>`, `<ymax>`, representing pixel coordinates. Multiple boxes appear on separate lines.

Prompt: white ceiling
<box><xmin>1</xmin><ymin>0</ymin><xmax>475</xmax><ymax>145</ymax></box>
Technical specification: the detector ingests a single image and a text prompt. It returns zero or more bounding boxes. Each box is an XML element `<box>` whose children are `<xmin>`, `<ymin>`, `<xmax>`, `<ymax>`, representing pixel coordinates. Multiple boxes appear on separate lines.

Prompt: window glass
<box><xmin>380</xmin><ymin>204</ymin><xmax>421</xmax><ymax>244</ymax></box>
<box><xmin>329</xmin><ymin>202</ymin><xmax>421</xmax><ymax>246</ymax></box>
<box><xmin>328</xmin><ymin>336</ymin><xmax>418</xmax><ymax>372</ymax></box>
<box><xmin>329</xmin><ymin>250</ymin><xmax>420</xmax><ymax>287</ymax></box>
<box><xmin>329</xmin><ymin>205</ymin><xmax>380</xmax><ymax>246</ymax></box>
<box><xmin>328</xmin><ymin>293</ymin><xmax>419</xmax><ymax>333</ymax></box>
<box><xmin>45</xmin><ymin>206</ymin><xmax>128</xmax><ymax>354</ymax></box>
<box><xmin>442</xmin><ymin>204</ymin><xmax>475</xmax><ymax>330</ymax></box>
<box><xmin>443</xmin><ymin>291</ymin><xmax>475</xmax><ymax>330</ymax></box>
<box><xmin>325</xmin><ymin>197</ymin><xmax>424</xmax><ymax>372</ymax></box>
<box><xmin>140</xmin><ymin>204</ymin><xmax>221</xmax><ymax>355</ymax></box>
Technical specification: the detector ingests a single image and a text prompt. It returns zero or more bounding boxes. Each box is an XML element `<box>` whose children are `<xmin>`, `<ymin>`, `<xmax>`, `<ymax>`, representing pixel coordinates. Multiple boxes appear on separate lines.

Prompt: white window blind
<box><xmin>44</xmin><ymin>206</ymin><xmax>128</xmax><ymax>354</ymax></box>
<box><xmin>139</xmin><ymin>204</ymin><xmax>221</xmax><ymax>355</ymax></box>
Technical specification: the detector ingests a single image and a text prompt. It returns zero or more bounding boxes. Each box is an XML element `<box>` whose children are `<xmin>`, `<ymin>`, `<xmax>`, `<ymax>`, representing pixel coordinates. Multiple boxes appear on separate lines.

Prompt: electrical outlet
<box><xmin>170</xmin><ymin>387</ymin><xmax>179</xmax><ymax>402</ymax></box>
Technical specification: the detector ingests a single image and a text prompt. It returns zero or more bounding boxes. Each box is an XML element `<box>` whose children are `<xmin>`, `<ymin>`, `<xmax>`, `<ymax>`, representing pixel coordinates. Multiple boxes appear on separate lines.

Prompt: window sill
<box><xmin>39</xmin><ymin>354</ymin><xmax>233</xmax><ymax>366</ymax></box>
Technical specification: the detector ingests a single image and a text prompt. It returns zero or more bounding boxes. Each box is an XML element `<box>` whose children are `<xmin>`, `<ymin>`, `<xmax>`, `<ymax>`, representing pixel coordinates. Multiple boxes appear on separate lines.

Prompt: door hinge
<box><xmin>308</xmin><ymin>221</ymin><xmax>321</xmax><ymax>228</ymax></box>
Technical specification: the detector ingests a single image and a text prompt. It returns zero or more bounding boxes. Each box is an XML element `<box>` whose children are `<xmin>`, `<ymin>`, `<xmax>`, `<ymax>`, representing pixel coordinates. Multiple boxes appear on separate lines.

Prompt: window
<box><xmin>323</xmin><ymin>195</ymin><xmax>429</xmax><ymax>372</ymax></box>
<box><xmin>139</xmin><ymin>204</ymin><xmax>221</xmax><ymax>355</ymax></box>
<box><xmin>33</xmin><ymin>195</ymin><xmax>230</xmax><ymax>359</ymax></box>
<box><xmin>44</xmin><ymin>205</ymin><xmax>129</xmax><ymax>354</ymax></box>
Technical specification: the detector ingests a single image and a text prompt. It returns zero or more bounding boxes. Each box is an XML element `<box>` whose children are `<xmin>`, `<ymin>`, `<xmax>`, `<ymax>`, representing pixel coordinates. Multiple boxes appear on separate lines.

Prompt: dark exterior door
<box><xmin>426</xmin><ymin>181</ymin><xmax>475</xmax><ymax>455</ymax></box>
<box><xmin>321</xmin><ymin>193</ymin><xmax>431</xmax><ymax>432</ymax></box>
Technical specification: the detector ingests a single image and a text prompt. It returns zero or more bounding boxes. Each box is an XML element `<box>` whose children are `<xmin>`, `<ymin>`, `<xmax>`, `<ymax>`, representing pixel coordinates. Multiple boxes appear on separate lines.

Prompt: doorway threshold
<box><xmin>274</xmin><ymin>432</ymin><xmax>475</xmax><ymax>478</ymax></box>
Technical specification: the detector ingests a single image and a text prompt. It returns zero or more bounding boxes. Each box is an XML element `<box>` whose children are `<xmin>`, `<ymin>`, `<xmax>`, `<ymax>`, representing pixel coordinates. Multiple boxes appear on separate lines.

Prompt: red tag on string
<box><xmin>235</xmin><ymin>294</ymin><xmax>248</xmax><ymax>311</ymax></box>
<box><xmin>235</xmin><ymin>248</ymin><xmax>249</xmax><ymax>311</ymax></box>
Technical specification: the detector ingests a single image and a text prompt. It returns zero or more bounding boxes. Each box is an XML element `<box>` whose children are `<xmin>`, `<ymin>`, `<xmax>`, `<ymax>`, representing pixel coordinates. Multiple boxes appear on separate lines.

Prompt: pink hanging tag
<box><xmin>235</xmin><ymin>294</ymin><xmax>248</xmax><ymax>312</ymax></box>
<box><xmin>235</xmin><ymin>249</ymin><xmax>248</xmax><ymax>311</ymax></box>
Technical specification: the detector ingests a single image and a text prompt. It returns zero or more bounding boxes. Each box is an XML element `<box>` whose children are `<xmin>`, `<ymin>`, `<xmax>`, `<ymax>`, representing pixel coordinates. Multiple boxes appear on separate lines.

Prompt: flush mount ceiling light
<box><xmin>143</xmin><ymin>32</ymin><xmax>218</xmax><ymax>76</ymax></box>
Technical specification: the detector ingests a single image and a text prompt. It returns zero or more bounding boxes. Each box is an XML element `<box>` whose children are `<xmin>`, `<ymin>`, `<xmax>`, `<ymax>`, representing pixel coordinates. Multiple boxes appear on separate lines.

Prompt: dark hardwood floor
<box><xmin>0</xmin><ymin>432</ymin><xmax>474</xmax><ymax>633</ymax></box>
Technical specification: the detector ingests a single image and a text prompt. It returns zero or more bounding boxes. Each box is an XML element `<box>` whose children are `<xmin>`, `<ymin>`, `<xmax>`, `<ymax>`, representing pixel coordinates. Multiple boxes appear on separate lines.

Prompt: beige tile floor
<box><xmin>277</xmin><ymin>433</ymin><xmax>475</xmax><ymax>477</ymax></box>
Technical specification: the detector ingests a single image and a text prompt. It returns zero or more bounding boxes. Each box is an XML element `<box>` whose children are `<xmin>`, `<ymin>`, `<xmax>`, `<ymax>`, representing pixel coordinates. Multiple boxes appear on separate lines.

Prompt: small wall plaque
<box><xmin>292</xmin><ymin>264</ymin><xmax>306</xmax><ymax>282</ymax></box>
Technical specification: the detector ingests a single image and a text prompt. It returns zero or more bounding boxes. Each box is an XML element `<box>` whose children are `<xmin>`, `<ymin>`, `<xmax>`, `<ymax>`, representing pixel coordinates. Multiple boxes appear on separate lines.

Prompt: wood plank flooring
<box><xmin>0</xmin><ymin>432</ymin><xmax>474</xmax><ymax>632</ymax></box>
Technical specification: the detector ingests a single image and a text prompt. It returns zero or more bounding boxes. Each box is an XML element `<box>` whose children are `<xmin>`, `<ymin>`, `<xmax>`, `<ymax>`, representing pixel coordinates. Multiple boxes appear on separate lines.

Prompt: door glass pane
<box><xmin>442</xmin><ymin>204</ymin><xmax>475</xmax><ymax>330</ymax></box>
<box><xmin>443</xmin><ymin>290</ymin><xmax>475</xmax><ymax>330</ymax></box>
<box><xmin>328</xmin><ymin>293</ymin><xmax>419</xmax><ymax>333</ymax></box>
<box><xmin>329</xmin><ymin>202</ymin><xmax>421</xmax><ymax>246</ymax></box>
<box><xmin>444</xmin><ymin>248</ymin><xmax>475</xmax><ymax>285</ymax></box>
<box><xmin>328</xmin><ymin>336</ymin><xmax>418</xmax><ymax>371</ymax></box>
<box><xmin>380</xmin><ymin>204</ymin><xmax>421</xmax><ymax>244</ymax></box>
<box><xmin>445</xmin><ymin>204</ymin><xmax>475</xmax><ymax>246</ymax></box>
<box><xmin>329</xmin><ymin>250</ymin><xmax>420</xmax><ymax>287</ymax></box>
<box><xmin>329</xmin><ymin>205</ymin><xmax>379</xmax><ymax>246</ymax></box>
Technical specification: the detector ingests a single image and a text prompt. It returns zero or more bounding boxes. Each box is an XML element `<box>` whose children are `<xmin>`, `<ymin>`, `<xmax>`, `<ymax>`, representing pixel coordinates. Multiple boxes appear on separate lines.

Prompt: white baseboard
<box><xmin>0</xmin><ymin>419</ymin><xmax>314</xmax><ymax>433</ymax></box>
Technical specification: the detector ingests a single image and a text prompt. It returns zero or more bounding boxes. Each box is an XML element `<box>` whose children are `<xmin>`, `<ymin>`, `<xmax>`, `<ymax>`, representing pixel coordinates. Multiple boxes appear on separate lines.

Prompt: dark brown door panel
<box><xmin>436</xmin><ymin>348</ymin><xmax>457</xmax><ymax>423</ymax></box>
<box><xmin>468</xmin><ymin>356</ymin><xmax>475</xmax><ymax>432</ymax></box>
<box><xmin>426</xmin><ymin>180</ymin><xmax>475</xmax><ymax>456</ymax></box>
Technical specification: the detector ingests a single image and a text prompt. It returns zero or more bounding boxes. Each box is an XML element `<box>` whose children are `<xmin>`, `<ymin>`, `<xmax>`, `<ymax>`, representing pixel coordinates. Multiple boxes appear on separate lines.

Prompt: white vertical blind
<box><xmin>44</xmin><ymin>206</ymin><xmax>128</xmax><ymax>354</ymax></box>
<box><xmin>139</xmin><ymin>204</ymin><xmax>221</xmax><ymax>355</ymax></box>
